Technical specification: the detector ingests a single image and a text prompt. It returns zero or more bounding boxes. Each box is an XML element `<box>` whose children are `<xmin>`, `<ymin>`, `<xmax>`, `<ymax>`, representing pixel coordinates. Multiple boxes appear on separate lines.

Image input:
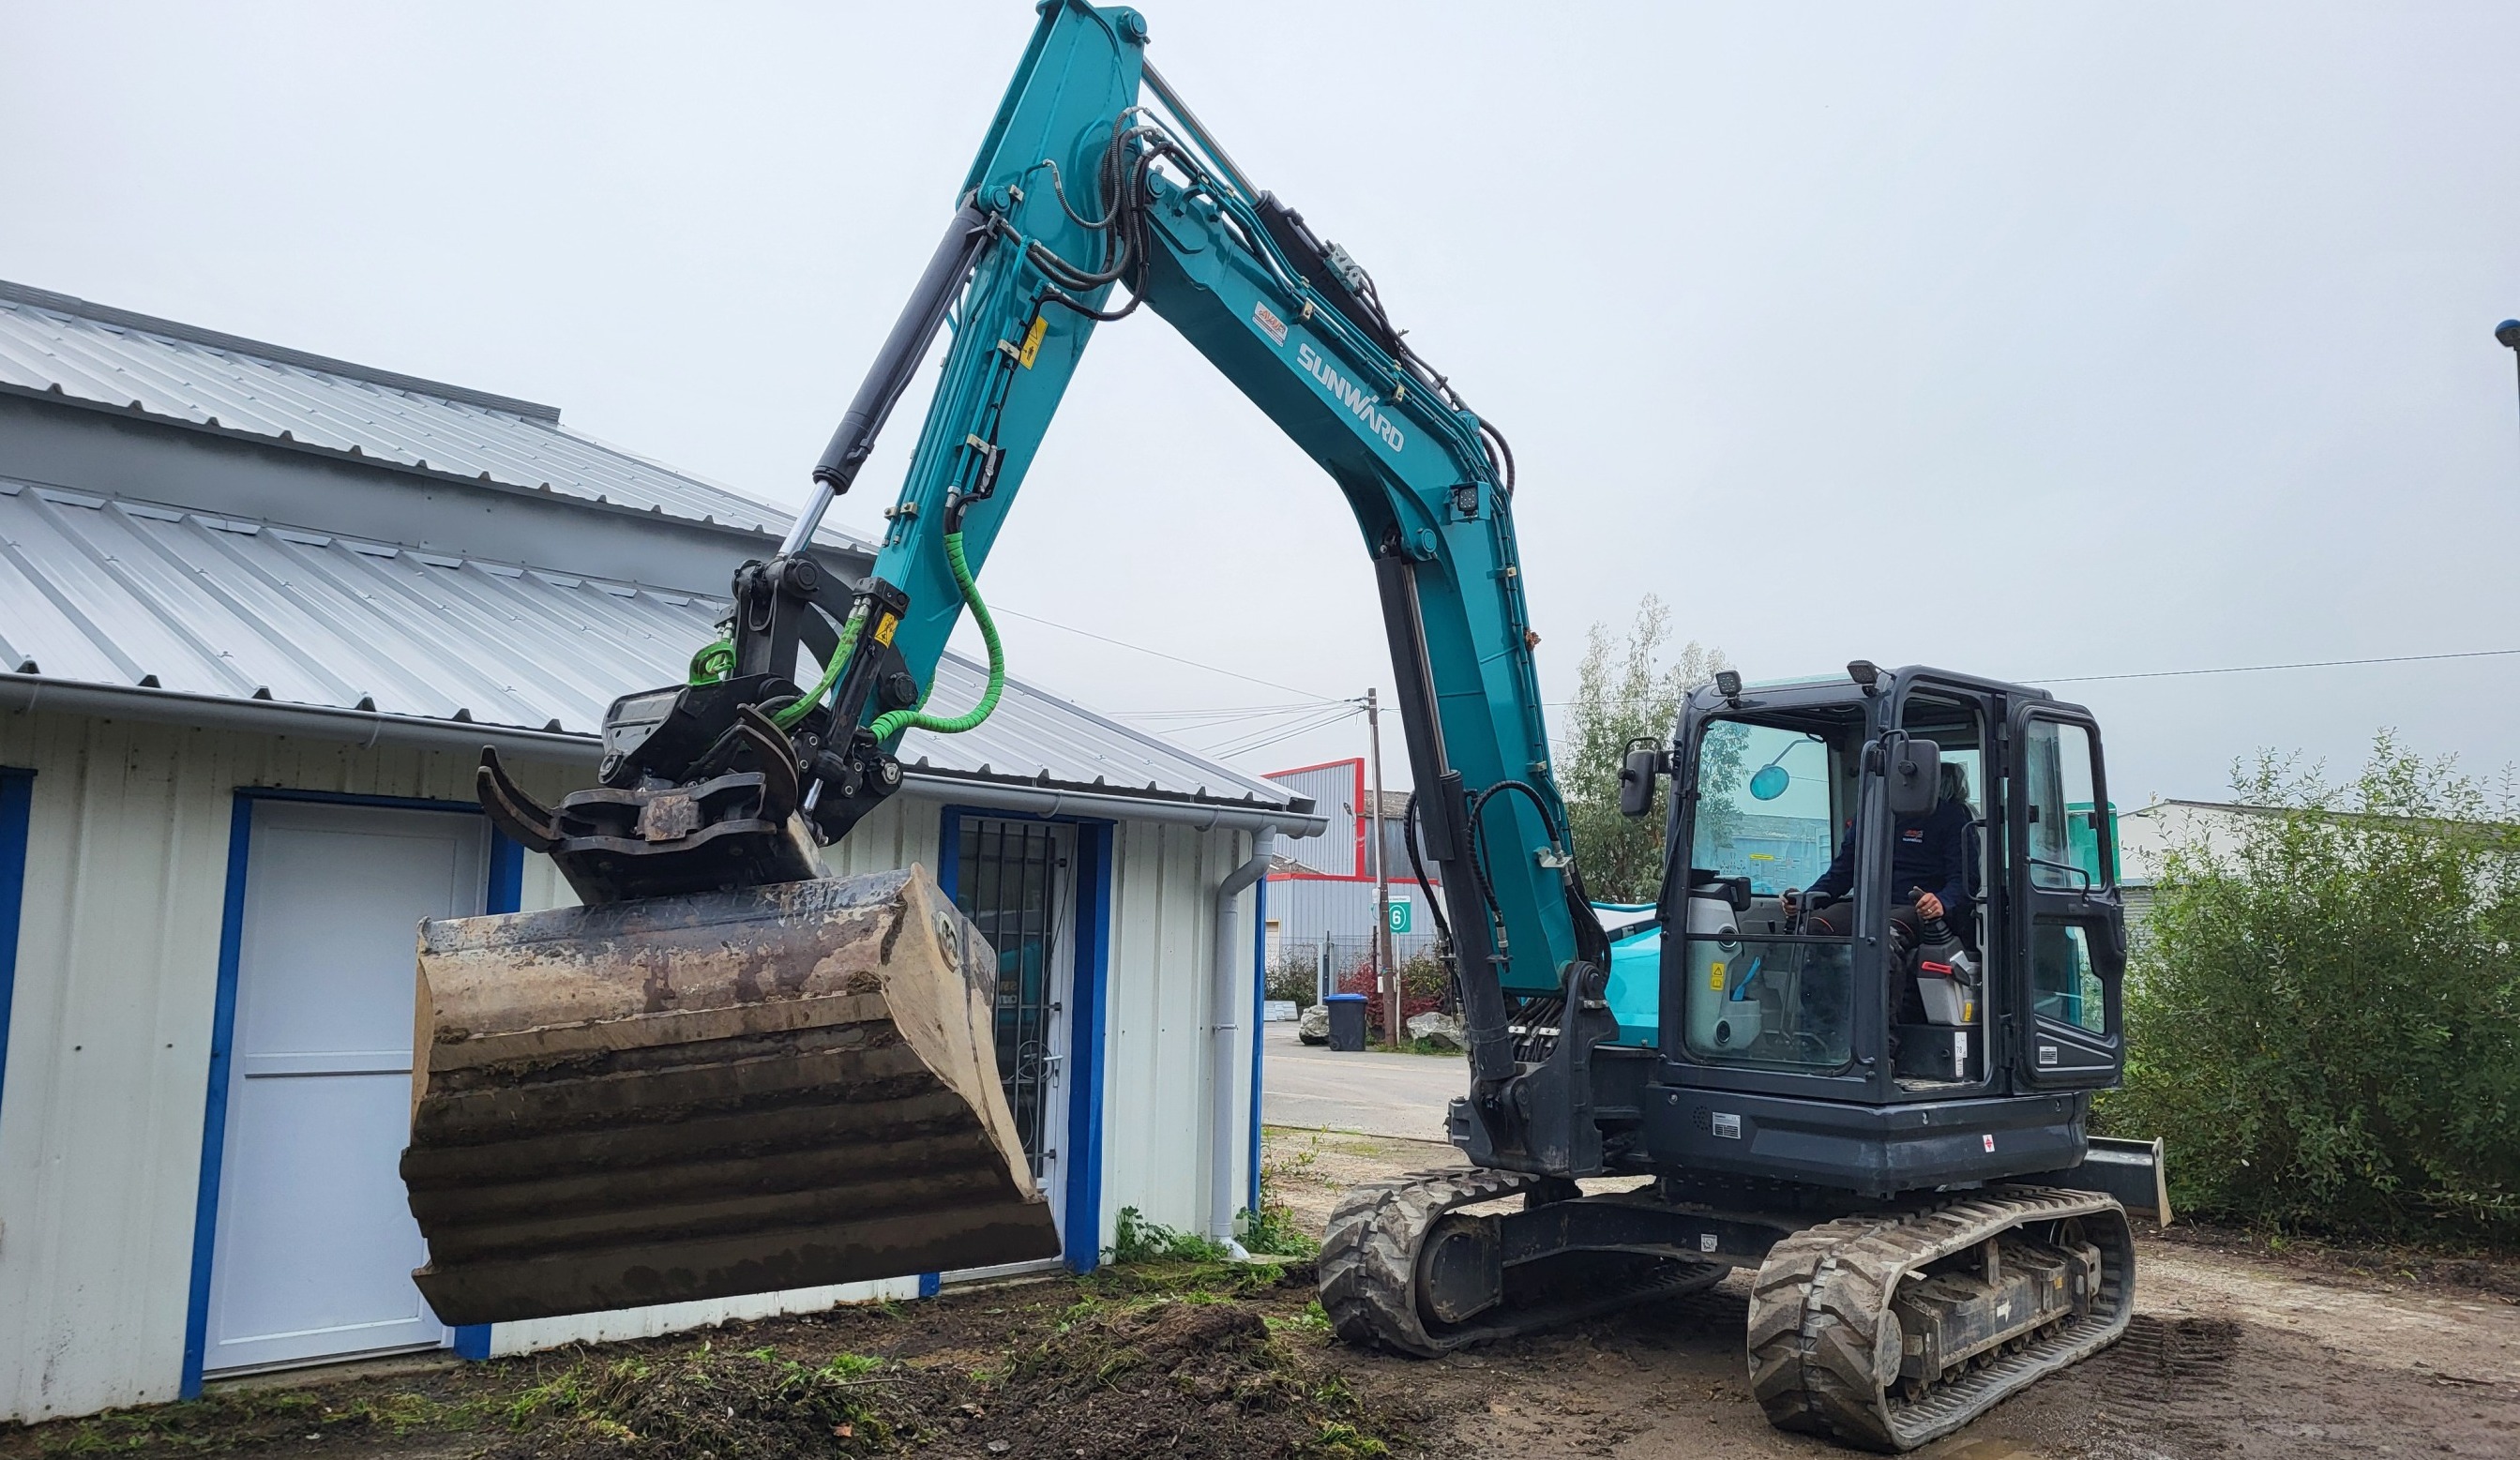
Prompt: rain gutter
<box><xmin>0</xmin><ymin>674</ymin><xmax>1328</xmax><ymax>837</ymax></box>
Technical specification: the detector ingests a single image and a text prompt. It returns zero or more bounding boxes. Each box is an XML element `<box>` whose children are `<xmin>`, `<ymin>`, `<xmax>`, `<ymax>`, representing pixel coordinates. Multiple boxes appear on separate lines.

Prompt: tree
<box><xmin>1560</xmin><ymin>595</ymin><xmax>1728</xmax><ymax>904</ymax></box>
<box><xmin>2097</xmin><ymin>734</ymin><xmax>2520</xmax><ymax>1243</ymax></box>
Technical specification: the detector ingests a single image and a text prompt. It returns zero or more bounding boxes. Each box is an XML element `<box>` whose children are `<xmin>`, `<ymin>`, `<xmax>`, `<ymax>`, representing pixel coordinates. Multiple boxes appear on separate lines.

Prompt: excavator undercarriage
<box><xmin>1322</xmin><ymin>1172</ymin><xmax>2135</xmax><ymax>1452</ymax></box>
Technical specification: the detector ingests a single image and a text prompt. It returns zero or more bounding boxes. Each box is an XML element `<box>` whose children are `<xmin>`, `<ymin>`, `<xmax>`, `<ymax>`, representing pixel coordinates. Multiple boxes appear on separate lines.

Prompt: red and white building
<box><xmin>1262</xmin><ymin>758</ymin><xmax>1441</xmax><ymax>976</ymax></box>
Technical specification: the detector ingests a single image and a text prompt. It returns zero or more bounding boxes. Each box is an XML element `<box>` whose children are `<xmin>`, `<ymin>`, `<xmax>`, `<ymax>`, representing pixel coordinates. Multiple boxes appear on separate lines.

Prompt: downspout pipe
<box><xmin>1209</xmin><ymin>827</ymin><xmax>1276</xmax><ymax>1248</ymax></box>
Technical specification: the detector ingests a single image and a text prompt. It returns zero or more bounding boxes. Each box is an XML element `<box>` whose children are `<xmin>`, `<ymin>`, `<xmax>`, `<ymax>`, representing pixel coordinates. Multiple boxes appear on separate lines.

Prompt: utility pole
<box><xmin>1366</xmin><ymin>686</ymin><xmax>1397</xmax><ymax>1046</ymax></box>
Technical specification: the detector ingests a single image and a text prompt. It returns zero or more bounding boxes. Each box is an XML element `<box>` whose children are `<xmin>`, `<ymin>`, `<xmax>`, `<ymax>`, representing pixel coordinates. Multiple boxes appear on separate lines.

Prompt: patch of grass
<box><xmin>1238</xmin><ymin>1199</ymin><xmax>1320</xmax><ymax>1259</ymax></box>
<box><xmin>1109</xmin><ymin>1205</ymin><xmax>1232</xmax><ymax>1263</ymax></box>
<box><xmin>1263</xmin><ymin>1130</ymin><xmax>1325</xmax><ymax>1184</ymax></box>
<box><xmin>1265</xmin><ymin>1300</ymin><xmax>1333</xmax><ymax>1338</ymax></box>
<box><xmin>481</xmin><ymin>1343</ymin><xmax>903</xmax><ymax>1457</ymax></box>
<box><xmin>1396</xmin><ymin>1037</ymin><xmax>1464</xmax><ymax>1058</ymax></box>
<box><xmin>1087</xmin><ymin>1255</ymin><xmax>1285</xmax><ymax>1301</ymax></box>
<box><xmin>1299</xmin><ymin>1420</ymin><xmax>1390</xmax><ymax>1456</ymax></box>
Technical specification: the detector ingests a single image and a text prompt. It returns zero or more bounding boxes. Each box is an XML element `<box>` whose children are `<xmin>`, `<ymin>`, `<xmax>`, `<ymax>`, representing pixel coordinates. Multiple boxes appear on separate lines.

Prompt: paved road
<box><xmin>1258</xmin><ymin>1018</ymin><xmax>1465</xmax><ymax>1140</ymax></box>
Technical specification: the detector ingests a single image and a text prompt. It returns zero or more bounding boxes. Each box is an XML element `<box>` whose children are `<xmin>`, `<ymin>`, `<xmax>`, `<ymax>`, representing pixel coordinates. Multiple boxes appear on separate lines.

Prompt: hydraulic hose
<box><xmin>770</xmin><ymin>610</ymin><xmax>866</xmax><ymax>730</ymax></box>
<box><xmin>688</xmin><ymin>637</ymin><xmax>735</xmax><ymax>685</ymax></box>
<box><xmin>868</xmin><ymin>531</ymin><xmax>1003</xmax><ymax>742</ymax></box>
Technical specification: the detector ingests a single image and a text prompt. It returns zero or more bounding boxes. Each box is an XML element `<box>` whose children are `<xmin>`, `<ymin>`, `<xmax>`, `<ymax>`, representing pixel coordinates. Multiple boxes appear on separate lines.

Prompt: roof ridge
<box><xmin>0</xmin><ymin>278</ymin><xmax>564</xmax><ymax>423</ymax></box>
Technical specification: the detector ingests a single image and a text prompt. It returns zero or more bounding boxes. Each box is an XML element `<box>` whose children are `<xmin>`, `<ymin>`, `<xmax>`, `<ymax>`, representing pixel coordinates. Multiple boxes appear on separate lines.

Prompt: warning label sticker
<box><xmin>1252</xmin><ymin>300</ymin><xmax>1289</xmax><ymax>345</ymax></box>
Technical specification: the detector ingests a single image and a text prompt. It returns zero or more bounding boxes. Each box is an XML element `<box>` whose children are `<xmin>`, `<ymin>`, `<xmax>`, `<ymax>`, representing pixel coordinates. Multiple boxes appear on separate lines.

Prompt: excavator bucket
<box><xmin>400</xmin><ymin>865</ymin><xmax>1061</xmax><ymax>1326</ymax></box>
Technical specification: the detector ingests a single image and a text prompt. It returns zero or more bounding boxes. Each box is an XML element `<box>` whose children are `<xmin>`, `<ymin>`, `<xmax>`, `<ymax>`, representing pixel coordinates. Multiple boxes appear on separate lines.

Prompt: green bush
<box><xmin>1108</xmin><ymin>1205</ymin><xmax>1230</xmax><ymax>1264</ymax></box>
<box><xmin>1265</xmin><ymin>956</ymin><xmax>1320</xmax><ymax>1010</ymax></box>
<box><xmin>2097</xmin><ymin>735</ymin><xmax>2520</xmax><ymax>1244</ymax></box>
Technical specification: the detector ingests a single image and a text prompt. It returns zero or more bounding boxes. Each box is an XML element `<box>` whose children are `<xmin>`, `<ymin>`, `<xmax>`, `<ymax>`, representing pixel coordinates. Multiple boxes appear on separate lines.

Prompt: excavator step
<box><xmin>400</xmin><ymin>865</ymin><xmax>1060</xmax><ymax>1326</ymax></box>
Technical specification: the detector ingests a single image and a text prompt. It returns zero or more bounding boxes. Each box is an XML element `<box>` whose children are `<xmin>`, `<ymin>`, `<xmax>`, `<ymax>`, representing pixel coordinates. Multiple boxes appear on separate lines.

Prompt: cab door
<box><xmin>2003</xmin><ymin>705</ymin><xmax>2125</xmax><ymax>1089</ymax></box>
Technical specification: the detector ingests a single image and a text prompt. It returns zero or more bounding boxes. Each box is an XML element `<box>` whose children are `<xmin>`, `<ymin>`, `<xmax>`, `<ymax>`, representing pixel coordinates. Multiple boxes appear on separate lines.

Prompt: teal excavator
<box><xmin>400</xmin><ymin>5</ymin><xmax>2165</xmax><ymax>1448</ymax></box>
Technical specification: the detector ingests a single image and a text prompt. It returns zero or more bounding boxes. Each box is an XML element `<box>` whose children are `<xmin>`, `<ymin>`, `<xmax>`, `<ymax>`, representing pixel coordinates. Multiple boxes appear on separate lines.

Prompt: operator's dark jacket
<box><xmin>1804</xmin><ymin>798</ymin><xmax>1974</xmax><ymax>911</ymax></box>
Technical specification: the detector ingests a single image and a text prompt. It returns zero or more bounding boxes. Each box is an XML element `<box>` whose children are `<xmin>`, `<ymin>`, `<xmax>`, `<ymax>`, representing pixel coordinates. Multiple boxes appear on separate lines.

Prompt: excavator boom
<box><xmin>411</xmin><ymin>0</ymin><xmax>1586</xmax><ymax>1322</ymax></box>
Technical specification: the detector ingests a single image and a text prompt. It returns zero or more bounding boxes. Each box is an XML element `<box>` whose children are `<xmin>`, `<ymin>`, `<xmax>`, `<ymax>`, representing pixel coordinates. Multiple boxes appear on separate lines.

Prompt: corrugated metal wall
<box><xmin>1262</xmin><ymin>876</ymin><xmax>1442</xmax><ymax>967</ymax></box>
<box><xmin>1267</xmin><ymin>762</ymin><xmax>1360</xmax><ymax>877</ymax></box>
<box><xmin>0</xmin><ymin>707</ymin><xmax>577</xmax><ymax>1421</ymax></box>
<box><xmin>1103</xmin><ymin>820</ymin><xmax>1252</xmax><ymax>1243</ymax></box>
<box><xmin>0</xmin><ymin>709</ymin><xmax>1259</xmax><ymax>1411</ymax></box>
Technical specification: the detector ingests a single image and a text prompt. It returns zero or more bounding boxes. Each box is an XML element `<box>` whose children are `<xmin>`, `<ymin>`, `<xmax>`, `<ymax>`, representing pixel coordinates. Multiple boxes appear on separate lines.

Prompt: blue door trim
<box><xmin>933</xmin><ymin>804</ymin><xmax>1115</xmax><ymax>1278</ymax></box>
<box><xmin>0</xmin><ymin>768</ymin><xmax>34</xmax><ymax>1136</ymax></box>
<box><xmin>1245</xmin><ymin>872</ymin><xmax>1266</xmax><ymax>1217</ymax></box>
<box><xmin>182</xmin><ymin>788</ymin><xmax>512</xmax><ymax>1394</ymax></box>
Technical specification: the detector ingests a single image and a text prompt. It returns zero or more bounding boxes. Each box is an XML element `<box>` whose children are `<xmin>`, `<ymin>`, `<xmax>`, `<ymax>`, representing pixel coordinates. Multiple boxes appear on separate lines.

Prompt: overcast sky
<box><xmin>6</xmin><ymin>2</ymin><xmax>2516</xmax><ymax>805</ymax></box>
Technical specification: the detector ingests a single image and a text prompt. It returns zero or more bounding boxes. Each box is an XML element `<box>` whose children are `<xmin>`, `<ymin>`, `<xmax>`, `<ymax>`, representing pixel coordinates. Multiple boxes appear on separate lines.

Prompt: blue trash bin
<box><xmin>1324</xmin><ymin>992</ymin><xmax>1369</xmax><ymax>1052</ymax></box>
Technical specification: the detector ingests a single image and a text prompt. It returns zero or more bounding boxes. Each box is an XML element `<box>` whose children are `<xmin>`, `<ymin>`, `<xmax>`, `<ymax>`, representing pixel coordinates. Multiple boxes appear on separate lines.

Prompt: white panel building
<box><xmin>0</xmin><ymin>280</ymin><xmax>1321</xmax><ymax>1421</ymax></box>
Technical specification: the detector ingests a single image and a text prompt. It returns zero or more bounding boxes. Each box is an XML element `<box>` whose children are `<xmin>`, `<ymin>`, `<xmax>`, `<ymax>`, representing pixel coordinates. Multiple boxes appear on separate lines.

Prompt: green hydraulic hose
<box><xmin>869</xmin><ymin>530</ymin><xmax>1003</xmax><ymax>742</ymax></box>
<box><xmin>771</xmin><ymin>609</ymin><xmax>867</xmax><ymax>730</ymax></box>
<box><xmin>688</xmin><ymin>637</ymin><xmax>736</xmax><ymax>685</ymax></box>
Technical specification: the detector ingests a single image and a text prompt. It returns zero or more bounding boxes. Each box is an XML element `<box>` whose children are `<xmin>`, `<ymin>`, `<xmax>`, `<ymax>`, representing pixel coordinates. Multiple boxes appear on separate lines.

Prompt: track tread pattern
<box><xmin>1319</xmin><ymin>1166</ymin><xmax>1723</xmax><ymax>1357</ymax></box>
<box><xmin>1744</xmin><ymin>1186</ymin><xmax>2136</xmax><ymax>1452</ymax></box>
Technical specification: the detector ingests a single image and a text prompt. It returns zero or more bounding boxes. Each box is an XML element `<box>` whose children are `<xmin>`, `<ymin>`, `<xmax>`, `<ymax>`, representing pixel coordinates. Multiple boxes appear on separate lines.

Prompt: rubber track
<box><xmin>1319</xmin><ymin>1167</ymin><xmax>1726</xmax><ymax>1357</ymax></box>
<box><xmin>1745</xmin><ymin>1185</ymin><xmax>2135</xmax><ymax>1452</ymax></box>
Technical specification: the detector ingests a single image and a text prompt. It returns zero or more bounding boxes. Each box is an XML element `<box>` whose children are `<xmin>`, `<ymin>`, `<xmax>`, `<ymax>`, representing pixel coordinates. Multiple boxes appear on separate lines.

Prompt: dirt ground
<box><xmin>8</xmin><ymin>1129</ymin><xmax>2517</xmax><ymax>1460</ymax></box>
<box><xmin>1266</xmin><ymin>1128</ymin><xmax>2520</xmax><ymax>1458</ymax></box>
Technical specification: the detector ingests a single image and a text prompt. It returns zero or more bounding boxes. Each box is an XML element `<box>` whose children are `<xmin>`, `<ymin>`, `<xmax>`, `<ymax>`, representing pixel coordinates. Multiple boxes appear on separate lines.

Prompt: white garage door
<box><xmin>201</xmin><ymin>801</ymin><xmax>488</xmax><ymax>1375</ymax></box>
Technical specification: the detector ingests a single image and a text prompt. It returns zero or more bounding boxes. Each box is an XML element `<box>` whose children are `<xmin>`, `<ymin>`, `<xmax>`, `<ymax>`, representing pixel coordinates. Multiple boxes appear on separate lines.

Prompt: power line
<box><xmin>1198</xmin><ymin>703</ymin><xmax>1364</xmax><ymax>760</ymax></box>
<box><xmin>988</xmin><ymin>605</ymin><xmax>1330</xmax><ymax>699</ymax></box>
<box><xmin>1109</xmin><ymin>700</ymin><xmax>1348</xmax><ymax>719</ymax></box>
<box><xmin>2026</xmin><ymin>647</ymin><xmax>2520</xmax><ymax>685</ymax></box>
<box><xmin>1135</xmin><ymin>706</ymin><xmax>1353</xmax><ymax>738</ymax></box>
<box><xmin>1198</xmin><ymin>704</ymin><xmax>1362</xmax><ymax>760</ymax></box>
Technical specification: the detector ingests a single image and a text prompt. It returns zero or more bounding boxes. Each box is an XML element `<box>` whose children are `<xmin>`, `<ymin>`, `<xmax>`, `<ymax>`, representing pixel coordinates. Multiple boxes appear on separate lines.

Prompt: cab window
<box><xmin>1687</xmin><ymin>720</ymin><xmax>1836</xmax><ymax>896</ymax></box>
<box><xmin>2023</xmin><ymin>719</ymin><xmax>2111</xmax><ymax>891</ymax></box>
<box><xmin>1680</xmin><ymin>714</ymin><xmax>1859</xmax><ymax>1072</ymax></box>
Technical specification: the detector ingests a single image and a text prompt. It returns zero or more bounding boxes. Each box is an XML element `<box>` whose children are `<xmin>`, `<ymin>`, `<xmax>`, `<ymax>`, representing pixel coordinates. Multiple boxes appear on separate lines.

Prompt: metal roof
<box><xmin>0</xmin><ymin>279</ymin><xmax>870</xmax><ymax>552</ymax></box>
<box><xmin>0</xmin><ymin>476</ymin><xmax>1296</xmax><ymax>811</ymax></box>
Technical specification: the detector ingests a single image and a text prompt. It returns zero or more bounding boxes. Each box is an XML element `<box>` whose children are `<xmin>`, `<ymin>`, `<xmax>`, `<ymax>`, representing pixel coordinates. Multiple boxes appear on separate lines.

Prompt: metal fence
<box><xmin>1269</xmin><ymin>930</ymin><xmax>1447</xmax><ymax>1008</ymax></box>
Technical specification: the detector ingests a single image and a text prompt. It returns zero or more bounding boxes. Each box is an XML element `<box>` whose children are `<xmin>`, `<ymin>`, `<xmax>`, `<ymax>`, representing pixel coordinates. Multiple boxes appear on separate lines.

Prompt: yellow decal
<box><xmin>1018</xmin><ymin>315</ymin><xmax>1048</xmax><ymax>369</ymax></box>
<box><xmin>1709</xmin><ymin>961</ymin><xmax>1727</xmax><ymax>991</ymax></box>
<box><xmin>873</xmin><ymin>614</ymin><xmax>898</xmax><ymax>647</ymax></box>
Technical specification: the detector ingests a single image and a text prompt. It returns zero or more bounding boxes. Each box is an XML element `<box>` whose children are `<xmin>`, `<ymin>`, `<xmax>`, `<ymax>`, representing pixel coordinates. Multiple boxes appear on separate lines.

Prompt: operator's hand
<box><xmin>1914</xmin><ymin>892</ymin><xmax>1945</xmax><ymax>920</ymax></box>
<box><xmin>1780</xmin><ymin>888</ymin><xmax>1800</xmax><ymax>915</ymax></box>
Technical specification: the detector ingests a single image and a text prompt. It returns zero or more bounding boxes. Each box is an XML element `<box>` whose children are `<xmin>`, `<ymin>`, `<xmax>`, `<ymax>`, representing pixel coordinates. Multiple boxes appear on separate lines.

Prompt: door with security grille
<box><xmin>950</xmin><ymin>819</ymin><xmax>1075</xmax><ymax>1239</ymax></box>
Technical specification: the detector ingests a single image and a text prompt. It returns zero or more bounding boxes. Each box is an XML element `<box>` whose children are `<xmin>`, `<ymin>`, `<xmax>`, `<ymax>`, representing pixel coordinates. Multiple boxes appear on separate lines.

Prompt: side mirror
<box><xmin>1618</xmin><ymin>747</ymin><xmax>1663</xmax><ymax>818</ymax></box>
<box><xmin>1886</xmin><ymin>737</ymin><xmax>1941</xmax><ymax>818</ymax></box>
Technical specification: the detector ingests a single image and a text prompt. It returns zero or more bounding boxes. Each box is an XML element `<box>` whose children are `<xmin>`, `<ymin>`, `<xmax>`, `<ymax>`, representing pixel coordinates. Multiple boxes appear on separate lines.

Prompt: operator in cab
<box><xmin>1781</xmin><ymin>776</ymin><xmax>1973</xmax><ymax>945</ymax></box>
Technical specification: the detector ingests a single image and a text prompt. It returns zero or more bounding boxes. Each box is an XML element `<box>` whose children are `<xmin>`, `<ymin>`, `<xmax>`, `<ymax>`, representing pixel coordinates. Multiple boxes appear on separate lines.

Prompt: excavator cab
<box><xmin>1653</xmin><ymin>663</ymin><xmax>2128</xmax><ymax>1138</ymax></box>
<box><xmin>1341</xmin><ymin>665</ymin><xmax>2153</xmax><ymax>1449</ymax></box>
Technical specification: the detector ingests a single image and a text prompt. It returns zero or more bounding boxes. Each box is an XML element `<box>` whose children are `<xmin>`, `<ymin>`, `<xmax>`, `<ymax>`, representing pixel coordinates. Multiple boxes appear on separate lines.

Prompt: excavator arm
<box><xmin>827</xmin><ymin>4</ymin><xmax>1609</xmax><ymax>1100</ymax></box>
<box><xmin>491</xmin><ymin>1</ymin><xmax>1611</xmax><ymax>1153</ymax></box>
<box><xmin>423</xmin><ymin>1</ymin><xmax>1613</xmax><ymax>1327</ymax></box>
